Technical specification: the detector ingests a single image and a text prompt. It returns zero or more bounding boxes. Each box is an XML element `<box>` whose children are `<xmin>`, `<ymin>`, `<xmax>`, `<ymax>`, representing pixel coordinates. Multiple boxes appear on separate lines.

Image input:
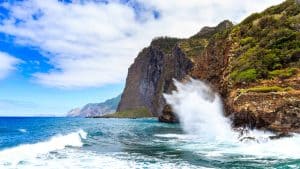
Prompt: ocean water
<box><xmin>0</xmin><ymin>117</ymin><xmax>300</xmax><ymax>169</ymax></box>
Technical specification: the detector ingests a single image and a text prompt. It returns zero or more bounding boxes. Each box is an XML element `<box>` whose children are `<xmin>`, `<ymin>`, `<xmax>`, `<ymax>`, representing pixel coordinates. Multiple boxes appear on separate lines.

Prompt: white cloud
<box><xmin>0</xmin><ymin>0</ymin><xmax>283</xmax><ymax>88</ymax></box>
<box><xmin>0</xmin><ymin>51</ymin><xmax>21</xmax><ymax>79</ymax></box>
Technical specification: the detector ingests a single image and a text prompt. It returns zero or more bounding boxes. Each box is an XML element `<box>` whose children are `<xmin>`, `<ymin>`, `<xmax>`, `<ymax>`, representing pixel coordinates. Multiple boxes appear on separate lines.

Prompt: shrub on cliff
<box><xmin>269</xmin><ymin>68</ymin><xmax>298</xmax><ymax>79</ymax></box>
<box><xmin>240</xmin><ymin>86</ymin><xmax>293</xmax><ymax>93</ymax></box>
<box><xmin>231</xmin><ymin>69</ymin><xmax>258</xmax><ymax>83</ymax></box>
<box><xmin>229</xmin><ymin>0</ymin><xmax>300</xmax><ymax>85</ymax></box>
<box><xmin>150</xmin><ymin>37</ymin><xmax>181</xmax><ymax>54</ymax></box>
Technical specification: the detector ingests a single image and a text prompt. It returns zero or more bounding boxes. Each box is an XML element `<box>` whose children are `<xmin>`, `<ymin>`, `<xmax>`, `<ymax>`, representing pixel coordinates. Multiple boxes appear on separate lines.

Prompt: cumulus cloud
<box><xmin>0</xmin><ymin>51</ymin><xmax>21</xmax><ymax>79</ymax></box>
<box><xmin>0</xmin><ymin>0</ymin><xmax>283</xmax><ymax>88</ymax></box>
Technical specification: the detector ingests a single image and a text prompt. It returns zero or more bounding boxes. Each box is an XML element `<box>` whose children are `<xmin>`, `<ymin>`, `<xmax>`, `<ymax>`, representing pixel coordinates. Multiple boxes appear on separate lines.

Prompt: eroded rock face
<box><xmin>230</xmin><ymin>91</ymin><xmax>300</xmax><ymax>132</ymax></box>
<box><xmin>117</xmin><ymin>39</ymin><xmax>193</xmax><ymax>116</ymax></box>
<box><xmin>117</xmin><ymin>47</ymin><xmax>164</xmax><ymax>115</ymax></box>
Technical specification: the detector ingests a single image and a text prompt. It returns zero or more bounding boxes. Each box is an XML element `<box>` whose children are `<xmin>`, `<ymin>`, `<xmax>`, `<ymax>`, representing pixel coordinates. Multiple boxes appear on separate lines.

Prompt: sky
<box><xmin>0</xmin><ymin>0</ymin><xmax>283</xmax><ymax>116</ymax></box>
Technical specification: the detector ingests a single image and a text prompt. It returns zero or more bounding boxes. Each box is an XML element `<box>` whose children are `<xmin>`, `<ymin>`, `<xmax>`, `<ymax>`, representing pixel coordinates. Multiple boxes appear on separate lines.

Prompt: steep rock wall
<box><xmin>117</xmin><ymin>39</ymin><xmax>193</xmax><ymax>116</ymax></box>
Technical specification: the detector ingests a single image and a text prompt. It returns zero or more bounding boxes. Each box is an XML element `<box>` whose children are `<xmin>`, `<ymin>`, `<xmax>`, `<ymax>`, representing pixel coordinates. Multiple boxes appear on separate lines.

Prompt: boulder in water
<box><xmin>269</xmin><ymin>132</ymin><xmax>293</xmax><ymax>140</ymax></box>
<box><xmin>158</xmin><ymin>105</ymin><xmax>178</xmax><ymax>123</ymax></box>
<box><xmin>239</xmin><ymin>136</ymin><xmax>259</xmax><ymax>143</ymax></box>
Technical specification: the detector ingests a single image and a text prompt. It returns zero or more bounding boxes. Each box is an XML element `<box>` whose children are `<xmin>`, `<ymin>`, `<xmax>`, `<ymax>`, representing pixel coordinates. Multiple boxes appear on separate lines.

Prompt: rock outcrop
<box><xmin>158</xmin><ymin>105</ymin><xmax>178</xmax><ymax>123</ymax></box>
<box><xmin>117</xmin><ymin>38</ymin><xmax>193</xmax><ymax>116</ymax></box>
<box><xmin>118</xmin><ymin>0</ymin><xmax>300</xmax><ymax>133</ymax></box>
<box><xmin>230</xmin><ymin>91</ymin><xmax>300</xmax><ymax>132</ymax></box>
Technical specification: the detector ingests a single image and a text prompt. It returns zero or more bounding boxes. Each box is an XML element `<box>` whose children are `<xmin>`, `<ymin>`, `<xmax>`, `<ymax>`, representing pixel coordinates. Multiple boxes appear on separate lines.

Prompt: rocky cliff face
<box><xmin>117</xmin><ymin>38</ymin><xmax>193</xmax><ymax>116</ymax></box>
<box><xmin>118</xmin><ymin>0</ymin><xmax>300</xmax><ymax>133</ymax></box>
<box><xmin>67</xmin><ymin>95</ymin><xmax>121</xmax><ymax>117</ymax></box>
<box><xmin>67</xmin><ymin>108</ymin><xmax>81</xmax><ymax>117</ymax></box>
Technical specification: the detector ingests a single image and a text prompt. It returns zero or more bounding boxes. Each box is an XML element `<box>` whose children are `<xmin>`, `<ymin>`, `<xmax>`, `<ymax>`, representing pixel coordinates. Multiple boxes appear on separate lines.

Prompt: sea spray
<box><xmin>163</xmin><ymin>78</ymin><xmax>300</xmax><ymax>158</ymax></box>
<box><xmin>164</xmin><ymin>78</ymin><xmax>235</xmax><ymax>141</ymax></box>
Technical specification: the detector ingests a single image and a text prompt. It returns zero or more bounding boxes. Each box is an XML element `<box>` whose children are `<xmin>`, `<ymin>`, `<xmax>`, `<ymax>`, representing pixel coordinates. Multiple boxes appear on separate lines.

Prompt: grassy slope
<box><xmin>228</xmin><ymin>0</ymin><xmax>300</xmax><ymax>85</ymax></box>
<box><xmin>99</xmin><ymin>107</ymin><xmax>153</xmax><ymax>118</ymax></box>
<box><xmin>179</xmin><ymin>0</ymin><xmax>299</xmax><ymax>90</ymax></box>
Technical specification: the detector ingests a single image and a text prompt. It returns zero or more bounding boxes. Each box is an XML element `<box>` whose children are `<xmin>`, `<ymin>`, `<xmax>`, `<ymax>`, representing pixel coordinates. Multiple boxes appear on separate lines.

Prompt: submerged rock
<box><xmin>239</xmin><ymin>136</ymin><xmax>259</xmax><ymax>143</ymax></box>
<box><xmin>269</xmin><ymin>132</ymin><xmax>294</xmax><ymax>140</ymax></box>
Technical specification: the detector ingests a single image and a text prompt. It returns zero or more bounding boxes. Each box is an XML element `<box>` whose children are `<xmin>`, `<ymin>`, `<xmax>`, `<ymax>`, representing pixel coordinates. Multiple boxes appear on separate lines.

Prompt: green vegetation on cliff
<box><xmin>174</xmin><ymin>0</ymin><xmax>299</xmax><ymax>86</ymax></box>
<box><xmin>229</xmin><ymin>0</ymin><xmax>300</xmax><ymax>84</ymax></box>
<box><xmin>269</xmin><ymin>67</ymin><xmax>298</xmax><ymax>79</ymax></box>
<box><xmin>240</xmin><ymin>85</ymin><xmax>293</xmax><ymax>93</ymax></box>
<box><xmin>101</xmin><ymin>107</ymin><xmax>153</xmax><ymax>118</ymax></box>
<box><xmin>151</xmin><ymin>37</ymin><xmax>182</xmax><ymax>54</ymax></box>
<box><xmin>179</xmin><ymin>20</ymin><xmax>233</xmax><ymax>59</ymax></box>
<box><xmin>179</xmin><ymin>38</ymin><xmax>208</xmax><ymax>59</ymax></box>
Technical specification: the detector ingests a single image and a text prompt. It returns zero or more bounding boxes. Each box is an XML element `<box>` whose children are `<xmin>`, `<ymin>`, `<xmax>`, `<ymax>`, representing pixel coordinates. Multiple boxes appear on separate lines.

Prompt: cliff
<box><xmin>67</xmin><ymin>108</ymin><xmax>82</xmax><ymax>117</ymax></box>
<box><xmin>67</xmin><ymin>95</ymin><xmax>121</xmax><ymax>117</ymax></box>
<box><xmin>118</xmin><ymin>0</ymin><xmax>300</xmax><ymax>133</ymax></box>
<box><xmin>117</xmin><ymin>37</ymin><xmax>193</xmax><ymax>116</ymax></box>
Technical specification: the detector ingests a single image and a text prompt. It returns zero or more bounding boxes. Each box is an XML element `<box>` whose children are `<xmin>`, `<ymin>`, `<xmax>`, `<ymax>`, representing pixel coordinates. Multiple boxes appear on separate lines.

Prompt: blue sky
<box><xmin>0</xmin><ymin>30</ymin><xmax>123</xmax><ymax>116</ymax></box>
<box><xmin>0</xmin><ymin>0</ymin><xmax>283</xmax><ymax>116</ymax></box>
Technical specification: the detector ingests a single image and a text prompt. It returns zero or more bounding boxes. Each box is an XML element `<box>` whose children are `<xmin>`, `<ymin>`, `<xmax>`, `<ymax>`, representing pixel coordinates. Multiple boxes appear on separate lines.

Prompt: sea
<box><xmin>0</xmin><ymin>117</ymin><xmax>300</xmax><ymax>169</ymax></box>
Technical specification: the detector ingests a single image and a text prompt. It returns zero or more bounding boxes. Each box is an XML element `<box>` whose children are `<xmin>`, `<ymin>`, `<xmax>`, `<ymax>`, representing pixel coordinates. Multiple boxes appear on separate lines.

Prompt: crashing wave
<box><xmin>0</xmin><ymin>129</ymin><xmax>87</xmax><ymax>167</ymax></box>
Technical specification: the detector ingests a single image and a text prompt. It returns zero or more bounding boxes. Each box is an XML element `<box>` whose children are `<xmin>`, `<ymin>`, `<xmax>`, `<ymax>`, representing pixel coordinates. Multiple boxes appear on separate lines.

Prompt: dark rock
<box><xmin>231</xmin><ymin>111</ymin><xmax>257</xmax><ymax>129</ymax></box>
<box><xmin>239</xmin><ymin>136</ymin><xmax>259</xmax><ymax>143</ymax></box>
<box><xmin>269</xmin><ymin>132</ymin><xmax>293</xmax><ymax>140</ymax></box>
<box><xmin>158</xmin><ymin>105</ymin><xmax>178</xmax><ymax>123</ymax></box>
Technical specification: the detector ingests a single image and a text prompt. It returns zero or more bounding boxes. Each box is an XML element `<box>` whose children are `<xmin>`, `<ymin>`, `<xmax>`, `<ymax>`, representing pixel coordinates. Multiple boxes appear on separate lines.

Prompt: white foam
<box><xmin>18</xmin><ymin>129</ymin><xmax>27</xmax><ymax>133</ymax></box>
<box><xmin>0</xmin><ymin>148</ymin><xmax>203</xmax><ymax>169</ymax></box>
<box><xmin>235</xmin><ymin>134</ymin><xmax>300</xmax><ymax>158</ymax></box>
<box><xmin>38</xmin><ymin>152</ymin><xmax>202</xmax><ymax>169</ymax></box>
<box><xmin>0</xmin><ymin>129</ymin><xmax>87</xmax><ymax>167</ymax></box>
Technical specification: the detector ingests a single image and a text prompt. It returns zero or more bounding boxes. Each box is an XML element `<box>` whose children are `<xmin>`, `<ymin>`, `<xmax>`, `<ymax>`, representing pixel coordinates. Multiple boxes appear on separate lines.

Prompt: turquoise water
<box><xmin>0</xmin><ymin>117</ymin><xmax>299</xmax><ymax>169</ymax></box>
